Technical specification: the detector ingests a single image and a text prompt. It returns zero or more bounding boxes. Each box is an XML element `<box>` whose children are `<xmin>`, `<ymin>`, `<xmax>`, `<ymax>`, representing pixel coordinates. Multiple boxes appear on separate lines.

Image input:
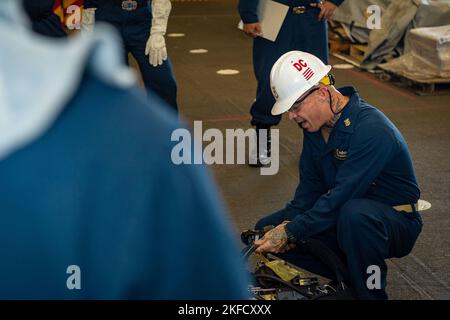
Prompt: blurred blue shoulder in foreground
<box><xmin>0</xmin><ymin>0</ymin><xmax>249</xmax><ymax>299</ymax></box>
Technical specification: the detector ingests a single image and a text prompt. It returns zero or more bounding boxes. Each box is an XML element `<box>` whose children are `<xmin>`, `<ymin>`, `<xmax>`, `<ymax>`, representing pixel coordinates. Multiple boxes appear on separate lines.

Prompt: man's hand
<box><xmin>243</xmin><ymin>22</ymin><xmax>263</xmax><ymax>38</ymax></box>
<box><xmin>310</xmin><ymin>0</ymin><xmax>338</xmax><ymax>21</ymax></box>
<box><xmin>145</xmin><ymin>33</ymin><xmax>167</xmax><ymax>67</ymax></box>
<box><xmin>255</xmin><ymin>222</ymin><xmax>294</xmax><ymax>254</ymax></box>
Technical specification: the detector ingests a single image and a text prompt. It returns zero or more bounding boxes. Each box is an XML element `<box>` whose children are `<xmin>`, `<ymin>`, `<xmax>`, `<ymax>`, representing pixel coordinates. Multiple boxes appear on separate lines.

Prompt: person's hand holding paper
<box><xmin>243</xmin><ymin>22</ymin><xmax>263</xmax><ymax>38</ymax></box>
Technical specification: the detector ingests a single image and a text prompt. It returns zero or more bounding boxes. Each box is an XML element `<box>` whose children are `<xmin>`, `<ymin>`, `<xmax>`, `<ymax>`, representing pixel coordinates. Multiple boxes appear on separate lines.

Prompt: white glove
<box><xmin>81</xmin><ymin>8</ymin><xmax>96</xmax><ymax>36</ymax></box>
<box><xmin>145</xmin><ymin>0</ymin><xmax>171</xmax><ymax>67</ymax></box>
<box><xmin>146</xmin><ymin>33</ymin><xmax>167</xmax><ymax>67</ymax></box>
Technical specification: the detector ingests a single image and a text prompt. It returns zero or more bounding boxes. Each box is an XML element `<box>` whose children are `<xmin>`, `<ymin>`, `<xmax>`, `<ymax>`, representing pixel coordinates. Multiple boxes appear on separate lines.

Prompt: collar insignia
<box><xmin>344</xmin><ymin>118</ymin><xmax>351</xmax><ymax>127</ymax></box>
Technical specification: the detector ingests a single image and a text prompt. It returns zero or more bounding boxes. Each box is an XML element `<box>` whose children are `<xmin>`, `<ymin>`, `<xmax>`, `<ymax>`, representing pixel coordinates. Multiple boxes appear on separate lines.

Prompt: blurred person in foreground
<box><xmin>0</xmin><ymin>0</ymin><xmax>248</xmax><ymax>299</ymax></box>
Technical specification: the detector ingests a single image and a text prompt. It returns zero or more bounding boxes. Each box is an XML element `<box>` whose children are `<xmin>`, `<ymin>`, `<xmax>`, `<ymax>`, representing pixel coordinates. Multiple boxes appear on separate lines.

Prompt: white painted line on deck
<box><xmin>216</xmin><ymin>69</ymin><xmax>240</xmax><ymax>75</ymax></box>
<box><xmin>167</xmin><ymin>33</ymin><xmax>185</xmax><ymax>37</ymax></box>
<box><xmin>333</xmin><ymin>63</ymin><xmax>354</xmax><ymax>69</ymax></box>
<box><xmin>189</xmin><ymin>49</ymin><xmax>208</xmax><ymax>54</ymax></box>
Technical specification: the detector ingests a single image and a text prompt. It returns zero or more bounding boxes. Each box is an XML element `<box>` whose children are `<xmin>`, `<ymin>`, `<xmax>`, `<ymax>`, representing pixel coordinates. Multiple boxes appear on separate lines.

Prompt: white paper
<box><xmin>258</xmin><ymin>0</ymin><xmax>289</xmax><ymax>42</ymax></box>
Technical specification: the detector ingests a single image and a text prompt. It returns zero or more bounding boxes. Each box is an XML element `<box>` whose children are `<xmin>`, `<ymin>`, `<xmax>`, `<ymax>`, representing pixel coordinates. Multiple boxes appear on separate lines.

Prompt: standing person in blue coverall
<box><xmin>22</xmin><ymin>0</ymin><xmax>67</xmax><ymax>37</ymax></box>
<box><xmin>238</xmin><ymin>0</ymin><xmax>343</xmax><ymax>166</ymax></box>
<box><xmin>252</xmin><ymin>51</ymin><xmax>423</xmax><ymax>299</ymax></box>
<box><xmin>0</xmin><ymin>0</ymin><xmax>248</xmax><ymax>299</ymax></box>
<box><xmin>82</xmin><ymin>0</ymin><xmax>178</xmax><ymax>112</ymax></box>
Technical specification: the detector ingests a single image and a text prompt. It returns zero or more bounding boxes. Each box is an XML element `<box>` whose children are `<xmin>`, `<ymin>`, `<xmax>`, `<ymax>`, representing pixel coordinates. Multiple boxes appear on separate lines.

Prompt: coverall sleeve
<box><xmin>275</xmin><ymin>133</ymin><xmax>328</xmax><ymax>221</ymax></box>
<box><xmin>286</xmin><ymin>126</ymin><xmax>398</xmax><ymax>240</ymax></box>
<box><xmin>238</xmin><ymin>0</ymin><xmax>259</xmax><ymax>24</ymax></box>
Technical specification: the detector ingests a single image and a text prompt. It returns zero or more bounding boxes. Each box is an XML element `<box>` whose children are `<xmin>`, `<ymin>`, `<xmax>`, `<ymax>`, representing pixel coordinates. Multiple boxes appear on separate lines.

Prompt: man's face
<box><xmin>287</xmin><ymin>88</ymin><xmax>328</xmax><ymax>132</ymax></box>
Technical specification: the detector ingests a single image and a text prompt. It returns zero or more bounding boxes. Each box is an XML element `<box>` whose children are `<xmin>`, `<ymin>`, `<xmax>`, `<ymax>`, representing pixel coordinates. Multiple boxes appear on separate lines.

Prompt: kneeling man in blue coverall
<box><xmin>253</xmin><ymin>51</ymin><xmax>423</xmax><ymax>300</ymax></box>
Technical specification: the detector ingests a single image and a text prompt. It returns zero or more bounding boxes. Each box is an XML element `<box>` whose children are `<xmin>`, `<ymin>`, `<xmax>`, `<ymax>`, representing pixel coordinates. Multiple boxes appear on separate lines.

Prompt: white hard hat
<box><xmin>270</xmin><ymin>51</ymin><xmax>332</xmax><ymax>115</ymax></box>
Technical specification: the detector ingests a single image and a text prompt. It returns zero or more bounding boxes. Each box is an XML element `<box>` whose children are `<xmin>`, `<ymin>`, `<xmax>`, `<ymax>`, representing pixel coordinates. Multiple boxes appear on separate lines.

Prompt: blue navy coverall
<box><xmin>238</xmin><ymin>0</ymin><xmax>343</xmax><ymax>127</ymax></box>
<box><xmin>23</xmin><ymin>0</ymin><xmax>67</xmax><ymax>37</ymax></box>
<box><xmin>255</xmin><ymin>87</ymin><xmax>423</xmax><ymax>299</ymax></box>
<box><xmin>0</xmin><ymin>71</ymin><xmax>248</xmax><ymax>299</ymax></box>
<box><xmin>85</xmin><ymin>0</ymin><xmax>178</xmax><ymax>111</ymax></box>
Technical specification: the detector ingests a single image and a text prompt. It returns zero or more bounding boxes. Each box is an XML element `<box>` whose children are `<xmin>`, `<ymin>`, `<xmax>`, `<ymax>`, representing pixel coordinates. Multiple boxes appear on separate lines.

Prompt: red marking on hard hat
<box><xmin>303</xmin><ymin>67</ymin><xmax>314</xmax><ymax>80</ymax></box>
<box><xmin>292</xmin><ymin>59</ymin><xmax>307</xmax><ymax>72</ymax></box>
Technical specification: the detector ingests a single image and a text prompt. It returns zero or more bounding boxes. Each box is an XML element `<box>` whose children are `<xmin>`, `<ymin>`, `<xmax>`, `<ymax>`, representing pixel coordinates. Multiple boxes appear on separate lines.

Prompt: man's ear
<box><xmin>317</xmin><ymin>86</ymin><xmax>329</xmax><ymax>101</ymax></box>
